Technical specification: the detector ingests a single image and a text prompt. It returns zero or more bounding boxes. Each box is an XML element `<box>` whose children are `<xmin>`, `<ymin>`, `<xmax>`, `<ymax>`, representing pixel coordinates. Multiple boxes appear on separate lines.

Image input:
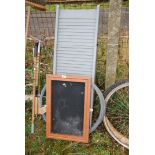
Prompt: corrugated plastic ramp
<box><xmin>53</xmin><ymin>5</ymin><xmax>100</xmax><ymax>126</ymax></box>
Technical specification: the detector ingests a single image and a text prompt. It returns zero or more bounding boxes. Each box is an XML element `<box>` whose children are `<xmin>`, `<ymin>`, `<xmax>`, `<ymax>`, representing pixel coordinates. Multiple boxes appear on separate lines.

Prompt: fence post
<box><xmin>25</xmin><ymin>6</ymin><xmax>31</xmax><ymax>49</ymax></box>
<box><xmin>105</xmin><ymin>0</ymin><xmax>122</xmax><ymax>89</ymax></box>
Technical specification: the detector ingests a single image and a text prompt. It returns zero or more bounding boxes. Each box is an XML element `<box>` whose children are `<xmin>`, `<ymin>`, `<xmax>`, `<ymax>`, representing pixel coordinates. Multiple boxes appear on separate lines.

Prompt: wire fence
<box><xmin>26</xmin><ymin>8</ymin><xmax>128</xmax><ymax>39</ymax></box>
<box><xmin>25</xmin><ymin>4</ymin><xmax>129</xmax><ymax>89</ymax></box>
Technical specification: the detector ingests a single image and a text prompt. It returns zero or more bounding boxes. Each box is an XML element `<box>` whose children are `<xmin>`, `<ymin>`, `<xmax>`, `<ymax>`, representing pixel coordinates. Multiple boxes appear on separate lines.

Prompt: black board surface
<box><xmin>51</xmin><ymin>80</ymin><xmax>85</xmax><ymax>136</ymax></box>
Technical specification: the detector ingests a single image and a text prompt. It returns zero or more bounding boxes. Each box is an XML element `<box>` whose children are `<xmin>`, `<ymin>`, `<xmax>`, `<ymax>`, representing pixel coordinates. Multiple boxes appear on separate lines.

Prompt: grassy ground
<box><xmin>106</xmin><ymin>87</ymin><xmax>129</xmax><ymax>137</ymax></box>
<box><xmin>25</xmin><ymin>37</ymin><xmax>129</xmax><ymax>155</ymax></box>
<box><xmin>45</xmin><ymin>1</ymin><xmax>129</xmax><ymax>11</ymax></box>
<box><xmin>30</xmin><ymin>1</ymin><xmax>129</xmax><ymax>12</ymax></box>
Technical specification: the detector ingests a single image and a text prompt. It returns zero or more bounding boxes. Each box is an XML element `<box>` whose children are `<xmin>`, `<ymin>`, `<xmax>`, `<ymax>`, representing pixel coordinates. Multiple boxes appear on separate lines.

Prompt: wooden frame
<box><xmin>47</xmin><ymin>0</ymin><xmax>96</xmax><ymax>4</ymax></box>
<box><xmin>26</xmin><ymin>1</ymin><xmax>46</xmax><ymax>11</ymax></box>
<box><xmin>46</xmin><ymin>74</ymin><xmax>91</xmax><ymax>143</ymax></box>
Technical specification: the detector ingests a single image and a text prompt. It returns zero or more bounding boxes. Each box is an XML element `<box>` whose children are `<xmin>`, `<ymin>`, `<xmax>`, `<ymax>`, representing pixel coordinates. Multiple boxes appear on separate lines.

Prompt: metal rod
<box><xmin>31</xmin><ymin>47</ymin><xmax>35</xmax><ymax>134</ymax></box>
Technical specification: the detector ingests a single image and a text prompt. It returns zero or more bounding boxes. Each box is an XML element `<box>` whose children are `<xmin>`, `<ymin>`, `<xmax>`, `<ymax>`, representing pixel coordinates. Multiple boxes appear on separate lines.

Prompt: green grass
<box><xmin>29</xmin><ymin>1</ymin><xmax>129</xmax><ymax>13</ymax></box>
<box><xmin>25</xmin><ymin>100</ymin><xmax>128</xmax><ymax>154</ymax></box>
<box><xmin>25</xmin><ymin>37</ymin><xmax>129</xmax><ymax>154</ymax></box>
<box><xmin>106</xmin><ymin>87</ymin><xmax>129</xmax><ymax>137</ymax></box>
<box><xmin>44</xmin><ymin>1</ymin><xmax>129</xmax><ymax>11</ymax></box>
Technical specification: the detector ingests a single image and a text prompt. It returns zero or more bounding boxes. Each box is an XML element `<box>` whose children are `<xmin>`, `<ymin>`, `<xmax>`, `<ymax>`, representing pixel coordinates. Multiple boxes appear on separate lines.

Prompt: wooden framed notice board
<box><xmin>46</xmin><ymin>74</ymin><xmax>91</xmax><ymax>143</ymax></box>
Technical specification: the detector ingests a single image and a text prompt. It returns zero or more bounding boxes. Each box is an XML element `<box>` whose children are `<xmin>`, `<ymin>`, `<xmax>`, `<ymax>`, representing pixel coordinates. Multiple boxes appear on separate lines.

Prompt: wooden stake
<box><xmin>25</xmin><ymin>6</ymin><xmax>31</xmax><ymax>50</ymax></box>
<box><xmin>34</xmin><ymin>50</ymin><xmax>40</xmax><ymax>115</ymax></box>
<box><xmin>31</xmin><ymin>42</ymin><xmax>41</xmax><ymax>133</ymax></box>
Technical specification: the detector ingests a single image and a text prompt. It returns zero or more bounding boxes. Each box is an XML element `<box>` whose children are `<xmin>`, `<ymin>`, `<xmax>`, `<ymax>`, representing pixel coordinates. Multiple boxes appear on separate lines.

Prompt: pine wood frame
<box><xmin>26</xmin><ymin>1</ymin><xmax>46</xmax><ymax>11</ymax></box>
<box><xmin>46</xmin><ymin>74</ymin><xmax>91</xmax><ymax>143</ymax></box>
